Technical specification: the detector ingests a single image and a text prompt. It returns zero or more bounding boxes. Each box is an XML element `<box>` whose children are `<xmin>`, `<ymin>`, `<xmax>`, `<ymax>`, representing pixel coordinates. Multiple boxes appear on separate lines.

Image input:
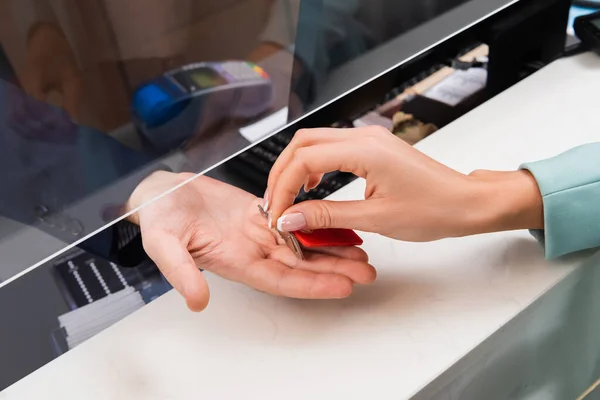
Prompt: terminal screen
<box><xmin>189</xmin><ymin>68</ymin><xmax>227</xmax><ymax>89</ymax></box>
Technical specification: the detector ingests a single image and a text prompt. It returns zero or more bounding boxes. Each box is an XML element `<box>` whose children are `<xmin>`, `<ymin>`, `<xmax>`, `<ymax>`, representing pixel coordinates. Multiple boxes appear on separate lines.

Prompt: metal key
<box><xmin>258</xmin><ymin>205</ymin><xmax>305</xmax><ymax>260</ymax></box>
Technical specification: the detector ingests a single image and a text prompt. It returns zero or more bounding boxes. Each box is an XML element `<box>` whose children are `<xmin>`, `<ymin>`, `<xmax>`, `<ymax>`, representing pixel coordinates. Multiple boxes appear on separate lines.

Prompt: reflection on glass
<box><xmin>0</xmin><ymin>0</ymin><xmax>301</xmax><ymax>281</ymax></box>
<box><xmin>0</xmin><ymin>0</ymin><xmax>515</xmax><ymax>392</ymax></box>
<box><xmin>0</xmin><ymin>0</ymin><xmax>472</xmax><ymax>287</ymax></box>
<box><xmin>188</xmin><ymin>68</ymin><xmax>228</xmax><ymax>88</ymax></box>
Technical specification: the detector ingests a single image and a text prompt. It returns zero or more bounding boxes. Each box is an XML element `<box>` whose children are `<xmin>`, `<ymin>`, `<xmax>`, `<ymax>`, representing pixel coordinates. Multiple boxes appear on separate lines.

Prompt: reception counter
<box><xmin>2</xmin><ymin>52</ymin><xmax>600</xmax><ymax>400</ymax></box>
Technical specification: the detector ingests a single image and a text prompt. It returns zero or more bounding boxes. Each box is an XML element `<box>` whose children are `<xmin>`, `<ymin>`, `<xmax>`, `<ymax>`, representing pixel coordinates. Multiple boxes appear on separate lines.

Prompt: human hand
<box><xmin>266</xmin><ymin>126</ymin><xmax>543</xmax><ymax>242</ymax></box>
<box><xmin>20</xmin><ymin>23</ymin><xmax>83</xmax><ymax>120</ymax></box>
<box><xmin>126</xmin><ymin>171</ymin><xmax>376</xmax><ymax>311</ymax></box>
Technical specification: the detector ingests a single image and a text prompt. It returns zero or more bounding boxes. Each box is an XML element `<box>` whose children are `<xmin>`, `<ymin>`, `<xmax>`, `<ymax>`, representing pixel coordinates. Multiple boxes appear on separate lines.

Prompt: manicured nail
<box><xmin>277</xmin><ymin>213</ymin><xmax>307</xmax><ymax>232</ymax></box>
<box><xmin>263</xmin><ymin>190</ymin><xmax>270</xmax><ymax>212</ymax></box>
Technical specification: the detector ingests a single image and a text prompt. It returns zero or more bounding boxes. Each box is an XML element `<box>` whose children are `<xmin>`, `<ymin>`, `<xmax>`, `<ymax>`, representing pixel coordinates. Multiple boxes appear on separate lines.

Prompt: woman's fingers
<box><xmin>275</xmin><ymin>199</ymin><xmax>383</xmax><ymax>234</ymax></box>
<box><xmin>269</xmin><ymin>142</ymin><xmax>369</xmax><ymax>224</ymax></box>
<box><xmin>243</xmin><ymin>258</ymin><xmax>355</xmax><ymax>299</ymax></box>
<box><xmin>304</xmin><ymin>173</ymin><xmax>324</xmax><ymax>192</ymax></box>
<box><xmin>267</xmin><ymin>245</ymin><xmax>375</xmax><ymax>285</ymax></box>
<box><xmin>266</xmin><ymin>128</ymin><xmax>354</xmax><ymax>203</ymax></box>
<box><xmin>307</xmin><ymin>245</ymin><xmax>369</xmax><ymax>263</ymax></box>
<box><xmin>299</xmin><ymin>251</ymin><xmax>376</xmax><ymax>285</ymax></box>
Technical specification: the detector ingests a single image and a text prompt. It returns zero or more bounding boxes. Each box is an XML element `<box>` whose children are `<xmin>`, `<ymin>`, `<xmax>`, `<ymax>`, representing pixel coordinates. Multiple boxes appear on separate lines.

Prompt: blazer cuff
<box><xmin>520</xmin><ymin>143</ymin><xmax>600</xmax><ymax>259</ymax></box>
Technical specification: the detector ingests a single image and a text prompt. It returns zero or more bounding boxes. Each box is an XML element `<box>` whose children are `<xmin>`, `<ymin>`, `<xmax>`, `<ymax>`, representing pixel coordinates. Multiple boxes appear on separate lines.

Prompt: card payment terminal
<box><xmin>132</xmin><ymin>61</ymin><xmax>273</xmax><ymax>151</ymax></box>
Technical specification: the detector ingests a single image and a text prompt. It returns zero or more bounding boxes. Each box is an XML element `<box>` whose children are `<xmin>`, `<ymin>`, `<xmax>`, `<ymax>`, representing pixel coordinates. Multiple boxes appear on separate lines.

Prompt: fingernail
<box><xmin>268</xmin><ymin>214</ymin><xmax>273</xmax><ymax>229</ymax></box>
<box><xmin>277</xmin><ymin>213</ymin><xmax>307</xmax><ymax>232</ymax></box>
<box><xmin>264</xmin><ymin>190</ymin><xmax>270</xmax><ymax>212</ymax></box>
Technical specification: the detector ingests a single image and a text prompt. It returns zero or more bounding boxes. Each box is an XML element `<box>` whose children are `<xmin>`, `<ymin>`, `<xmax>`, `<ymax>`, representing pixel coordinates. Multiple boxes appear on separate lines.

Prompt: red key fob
<box><xmin>292</xmin><ymin>229</ymin><xmax>363</xmax><ymax>248</ymax></box>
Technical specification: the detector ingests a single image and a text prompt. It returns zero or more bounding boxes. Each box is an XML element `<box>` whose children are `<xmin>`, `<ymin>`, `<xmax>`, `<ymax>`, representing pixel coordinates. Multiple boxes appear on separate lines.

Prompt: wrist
<box><xmin>124</xmin><ymin>197</ymin><xmax>140</xmax><ymax>226</ymax></box>
<box><xmin>465</xmin><ymin>170</ymin><xmax>544</xmax><ymax>236</ymax></box>
<box><xmin>123</xmin><ymin>171</ymin><xmax>164</xmax><ymax>226</ymax></box>
<box><xmin>124</xmin><ymin>170</ymin><xmax>196</xmax><ymax>226</ymax></box>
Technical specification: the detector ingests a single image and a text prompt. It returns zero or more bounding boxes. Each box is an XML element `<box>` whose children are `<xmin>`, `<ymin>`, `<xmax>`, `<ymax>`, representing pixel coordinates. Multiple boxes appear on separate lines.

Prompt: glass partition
<box><xmin>0</xmin><ymin>0</ymin><xmax>300</xmax><ymax>281</ymax></box>
<box><xmin>0</xmin><ymin>0</ymin><xmax>490</xmax><ymax>286</ymax></box>
<box><xmin>0</xmin><ymin>0</ymin><xmax>561</xmax><ymax>393</ymax></box>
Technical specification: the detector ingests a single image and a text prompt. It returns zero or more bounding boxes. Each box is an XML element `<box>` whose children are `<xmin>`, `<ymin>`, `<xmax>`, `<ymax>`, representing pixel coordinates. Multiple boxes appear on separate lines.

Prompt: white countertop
<box><xmin>3</xmin><ymin>53</ymin><xmax>600</xmax><ymax>400</ymax></box>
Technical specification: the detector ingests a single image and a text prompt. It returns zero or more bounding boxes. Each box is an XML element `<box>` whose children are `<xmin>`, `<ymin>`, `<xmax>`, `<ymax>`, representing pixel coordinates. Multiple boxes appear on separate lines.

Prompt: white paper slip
<box><xmin>239</xmin><ymin>107</ymin><xmax>289</xmax><ymax>143</ymax></box>
<box><xmin>353</xmin><ymin>112</ymin><xmax>394</xmax><ymax>131</ymax></box>
<box><xmin>57</xmin><ymin>287</ymin><xmax>145</xmax><ymax>350</ymax></box>
<box><xmin>423</xmin><ymin>68</ymin><xmax>487</xmax><ymax>106</ymax></box>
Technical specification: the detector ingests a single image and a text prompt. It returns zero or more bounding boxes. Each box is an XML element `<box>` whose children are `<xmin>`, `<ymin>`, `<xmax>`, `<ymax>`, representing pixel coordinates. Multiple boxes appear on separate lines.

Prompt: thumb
<box><xmin>142</xmin><ymin>229</ymin><xmax>210</xmax><ymax>311</ymax></box>
<box><xmin>276</xmin><ymin>199</ymin><xmax>378</xmax><ymax>233</ymax></box>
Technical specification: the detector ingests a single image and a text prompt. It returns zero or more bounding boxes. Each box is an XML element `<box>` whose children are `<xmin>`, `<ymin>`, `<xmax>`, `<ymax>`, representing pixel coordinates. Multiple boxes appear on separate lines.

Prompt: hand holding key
<box><xmin>266</xmin><ymin>126</ymin><xmax>522</xmax><ymax>242</ymax></box>
<box><xmin>126</xmin><ymin>171</ymin><xmax>376</xmax><ymax>311</ymax></box>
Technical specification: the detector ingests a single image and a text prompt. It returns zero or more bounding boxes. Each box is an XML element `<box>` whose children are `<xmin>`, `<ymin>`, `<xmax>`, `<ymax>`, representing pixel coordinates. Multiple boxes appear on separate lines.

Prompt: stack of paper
<box><xmin>57</xmin><ymin>287</ymin><xmax>145</xmax><ymax>350</ymax></box>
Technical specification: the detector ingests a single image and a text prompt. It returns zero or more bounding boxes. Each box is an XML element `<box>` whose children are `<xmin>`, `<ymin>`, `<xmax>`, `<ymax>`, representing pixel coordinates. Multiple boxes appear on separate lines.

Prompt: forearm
<box><xmin>100</xmin><ymin>168</ymin><xmax>181</xmax><ymax>268</ymax></box>
<box><xmin>79</xmin><ymin>167</ymin><xmax>163</xmax><ymax>268</ymax></box>
<box><xmin>465</xmin><ymin>170</ymin><xmax>544</xmax><ymax>237</ymax></box>
<box><xmin>75</xmin><ymin>158</ymin><xmax>172</xmax><ymax>268</ymax></box>
<box><xmin>461</xmin><ymin>143</ymin><xmax>600</xmax><ymax>259</ymax></box>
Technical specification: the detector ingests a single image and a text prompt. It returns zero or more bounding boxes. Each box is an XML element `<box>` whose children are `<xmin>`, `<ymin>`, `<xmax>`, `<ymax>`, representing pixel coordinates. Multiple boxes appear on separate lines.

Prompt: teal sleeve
<box><xmin>520</xmin><ymin>142</ymin><xmax>600</xmax><ymax>259</ymax></box>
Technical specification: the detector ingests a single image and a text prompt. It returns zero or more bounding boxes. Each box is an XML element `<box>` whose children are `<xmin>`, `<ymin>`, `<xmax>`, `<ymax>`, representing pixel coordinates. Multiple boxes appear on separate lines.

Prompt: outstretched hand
<box><xmin>126</xmin><ymin>171</ymin><xmax>376</xmax><ymax>311</ymax></box>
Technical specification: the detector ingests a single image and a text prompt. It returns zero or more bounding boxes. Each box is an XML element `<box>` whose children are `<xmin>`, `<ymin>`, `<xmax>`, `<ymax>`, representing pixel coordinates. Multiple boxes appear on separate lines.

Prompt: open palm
<box><xmin>127</xmin><ymin>172</ymin><xmax>376</xmax><ymax>311</ymax></box>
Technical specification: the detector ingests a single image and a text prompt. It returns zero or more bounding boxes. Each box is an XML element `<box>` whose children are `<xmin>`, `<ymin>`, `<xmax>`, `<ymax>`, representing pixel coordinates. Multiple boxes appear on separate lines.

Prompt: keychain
<box><xmin>257</xmin><ymin>205</ymin><xmax>363</xmax><ymax>260</ymax></box>
<box><xmin>258</xmin><ymin>205</ymin><xmax>304</xmax><ymax>260</ymax></box>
